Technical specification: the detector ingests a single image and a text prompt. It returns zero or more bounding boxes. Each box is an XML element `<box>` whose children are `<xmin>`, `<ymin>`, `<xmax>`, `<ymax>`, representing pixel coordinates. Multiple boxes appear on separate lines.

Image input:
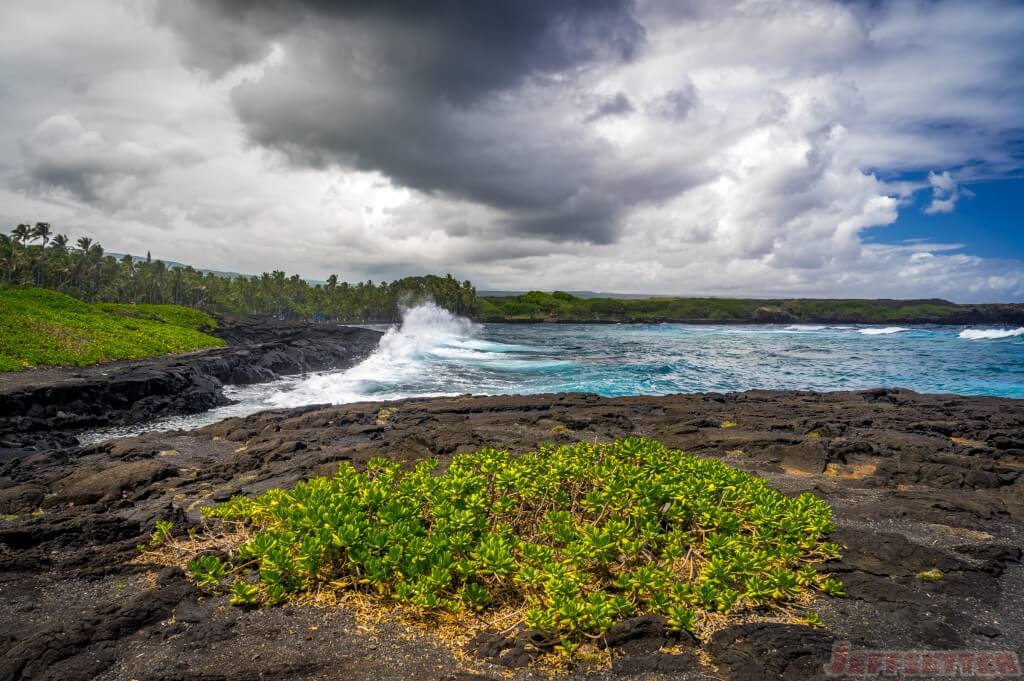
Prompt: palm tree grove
<box><xmin>0</xmin><ymin>224</ymin><xmax>478</xmax><ymax>322</ymax></box>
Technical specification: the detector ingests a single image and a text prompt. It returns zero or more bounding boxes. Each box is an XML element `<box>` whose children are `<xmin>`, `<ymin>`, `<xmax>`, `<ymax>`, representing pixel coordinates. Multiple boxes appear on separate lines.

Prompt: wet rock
<box><xmin>600</xmin><ymin>616</ymin><xmax>690</xmax><ymax>655</ymax></box>
<box><xmin>174</xmin><ymin>599</ymin><xmax>211</xmax><ymax>624</ymax></box>
<box><xmin>0</xmin><ymin>484</ymin><xmax>44</xmax><ymax>514</ymax></box>
<box><xmin>837</xmin><ymin>571</ymin><xmax>927</xmax><ymax>605</ymax></box>
<box><xmin>465</xmin><ymin>629</ymin><xmax>555</xmax><ymax>668</ymax></box>
<box><xmin>971</xmin><ymin>624</ymin><xmax>1002</xmax><ymax>638</ymax></box>
<box><xmin>988</xmin><ymin>434</ymin><xmax>1024</xmax><ymax>451</ymax></box>
<box><xmin>916</xmin><ymin>622</ymin><xmax>965</xmax><ymax>649</ymax></box>
<box><xmin>611</xmin><ymin>651</ymin><xmax>698</xmax><ymax>675</ymax></box>
<box><xmin>54</xmin><ymin>460</ymin><xmax>179</xmax><ymax>506</ymax></box>
<box><xmin>831</xmin><ymin>528</ymin><xmax>968</xmax><ymax>578</ymax></box>
<box><xmin>465</xmin><ymin>631</ymin><xmax>512</xmax><ymax>660</ymax></box>
<box><xmin>0</xmin><ymin>567</ymin><xmax>193</xmax><ymax>681</ymax></box>
<box><xmin>273</xmin><ymin>440</ymin><xmax>306</xmax><ymax>456</ymax></box>
<box><xmin>709</xmin><ymin>623</ymin><xmax>834</xmax><ymax>681</ymax></box>
<box><xmin>953</xmin><ymin>543</ymin><xmax>1023</xmax><ymax>576</ymax></box>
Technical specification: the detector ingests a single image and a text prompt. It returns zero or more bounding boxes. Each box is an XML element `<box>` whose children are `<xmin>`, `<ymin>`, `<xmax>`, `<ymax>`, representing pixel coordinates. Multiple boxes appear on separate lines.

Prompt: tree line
<box><xmin>0</xmin><ymin>224</ymin><xmax>478</xmax><ymax>322</ymax></box>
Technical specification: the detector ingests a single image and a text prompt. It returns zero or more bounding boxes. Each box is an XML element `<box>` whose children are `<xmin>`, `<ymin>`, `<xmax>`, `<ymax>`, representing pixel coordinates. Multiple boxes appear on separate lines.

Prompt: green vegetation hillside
<box><xmin>0</xmin><ymin>288</ymin><xmax>225</xmax><ymax>372</ymax></box>
<box><xmin>478</xmin><ymin>290</ymin><xmax>1023</xmax><ymax>324</ymax></box>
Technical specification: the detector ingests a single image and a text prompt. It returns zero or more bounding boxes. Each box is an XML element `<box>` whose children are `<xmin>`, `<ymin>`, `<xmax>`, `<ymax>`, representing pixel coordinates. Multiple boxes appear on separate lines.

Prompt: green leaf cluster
<box><xmin>190</xmin><ymin>438</ymin><xmax>842</xmax><ymax>646</ymax></box>
<box><xmin>149</xmin><ymin>520</ymin><xmax>174</xmax><ymax>548</ymax></box>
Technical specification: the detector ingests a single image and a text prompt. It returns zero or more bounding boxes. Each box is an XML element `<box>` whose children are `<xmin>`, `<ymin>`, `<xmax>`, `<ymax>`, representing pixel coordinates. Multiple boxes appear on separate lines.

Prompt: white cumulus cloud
<box><xmin>0</xmin><ymin>0</ymin><xmax>1020</xmax><ymax>301</ymax></box>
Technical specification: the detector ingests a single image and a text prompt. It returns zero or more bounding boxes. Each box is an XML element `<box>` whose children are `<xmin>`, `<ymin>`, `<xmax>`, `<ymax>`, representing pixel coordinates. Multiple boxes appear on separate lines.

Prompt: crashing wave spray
<box><xmin>268</xmin><ymin>303</ymin><xmax>478</xmax><ymax>406</ymax></box>
<box><xmin>960</xmin><ymin>327</ymin><xmax>1024</xmax><ymax>340</ymax></box>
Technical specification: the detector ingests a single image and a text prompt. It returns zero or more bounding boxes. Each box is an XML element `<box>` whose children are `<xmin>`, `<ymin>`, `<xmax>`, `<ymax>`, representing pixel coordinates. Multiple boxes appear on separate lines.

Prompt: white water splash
<box><xmin>960</xmin><ymin>327</ymin><xmax>1024</xmax><ymax>340</ymax></box>
<box><xmin>858</xmin><ymin>326</ymin><xmax>909</xmax><ymax>336</ymax></box>
<box><xmin>267</xmin><ymin>303</ymin><xmax>481</xmax><ymax>406</ymax></box>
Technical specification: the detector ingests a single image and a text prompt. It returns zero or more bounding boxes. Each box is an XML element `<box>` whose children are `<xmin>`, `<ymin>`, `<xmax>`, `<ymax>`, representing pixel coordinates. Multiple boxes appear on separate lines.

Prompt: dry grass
<box><xmin>133</xmin><ymin>520</ymin><xmax>827</xmax><ymax>675</ymax></box>
<box><xmin>824</xmin><ymin>463</ymin><xmax>877</xmax><ymax>479</ymax></box>
<box><xmin>950</xmin><ymin>436</ymin><xmax>987</xmax><ymax>449</ymax></box>
<box><xmin>925</xmin><ymin>523</ymin><xmax>994</xmax><ymax>541</ymax></box>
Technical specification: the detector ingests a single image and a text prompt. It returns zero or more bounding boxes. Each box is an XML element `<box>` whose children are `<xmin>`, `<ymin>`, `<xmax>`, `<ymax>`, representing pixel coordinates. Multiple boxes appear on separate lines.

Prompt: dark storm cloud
<box><xmin>157</xmin><ymin>0</ymin><xmax>653</xmax><ymax>243</ymax></box>
<box><xmin>159</xmin><ymin>1</ymin><xmax>644</xmax><ymax>102</ymax></box>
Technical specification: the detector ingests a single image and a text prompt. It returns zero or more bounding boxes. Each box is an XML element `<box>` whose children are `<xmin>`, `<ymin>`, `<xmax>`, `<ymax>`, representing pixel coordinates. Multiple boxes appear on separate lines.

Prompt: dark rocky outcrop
<box><xmin>708</xmin><ymin>623</ymin><xmax>835</xmax><ymax>681</ymax></box>
<box><xmin>1</xmin><ymin>390</ymin><xmax>1023</xmax><ymax>680</ymax></box>
<box><xmin>0</xmin><ymin>319</ymin><xmax>382</xmax><ymax>451</ymax></box>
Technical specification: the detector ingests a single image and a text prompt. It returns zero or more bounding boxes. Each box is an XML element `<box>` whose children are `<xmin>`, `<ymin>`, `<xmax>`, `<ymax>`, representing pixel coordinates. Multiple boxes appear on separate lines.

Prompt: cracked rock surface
<box><xmin>2</xmin><ymin>388</ymin><xmax>1023</xmax><ymax>680</ymax></box>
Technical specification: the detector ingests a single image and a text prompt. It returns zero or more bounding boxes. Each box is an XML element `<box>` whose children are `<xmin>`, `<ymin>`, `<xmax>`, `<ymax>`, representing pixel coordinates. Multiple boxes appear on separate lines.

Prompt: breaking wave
<box><xmin>267</xmin><ymin>303</ymin><xmax>560</xmax><ymax>406</ymax></box>
<box><xmin>858</xmin><ymin>327</ymin><xmax>909</xmax><ymax>336</ymax></box>
<box><xmin>959</xmin><ymin>327</ymin><xmax>1024</xmax><ymax>340</ymax></box>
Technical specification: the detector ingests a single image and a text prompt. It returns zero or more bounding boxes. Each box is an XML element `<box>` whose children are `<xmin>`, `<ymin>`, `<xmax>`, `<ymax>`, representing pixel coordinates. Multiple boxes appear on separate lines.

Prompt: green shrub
<box><xmin>187</xmin><ymin>554</ymin><xmax>228</xmax><ymax>588</ymax></box>
<box><xmin>191</xmin><ymin>438</ymin><xmax>842</xmax><ymax>647</ymax></box>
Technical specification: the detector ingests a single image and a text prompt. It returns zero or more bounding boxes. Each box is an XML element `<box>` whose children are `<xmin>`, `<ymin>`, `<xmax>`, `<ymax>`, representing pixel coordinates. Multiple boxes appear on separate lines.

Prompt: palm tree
<box><xmin>48</xmin><ymin>234</ymin><xmax>70</xmax><ymax>289</ymax></box>
<box><xmin>12</xmin><ymin>223</ymin><xmax>31</xmax><ymax>246</ymax></box>
<box><xmin>0</xmin><ymin>235</ymin><xmax>14</xmax><ymax>286</ymax></box>
<box><xmin>90</xmin><ymin>243</ymin><xmax>104</xmax><ymax>301</ymax></box>
<box><xmin>71</xmin><ymin>237</ymin><xmax>93</xmax><ymax>292</ymax></box>
<box><xmin>9</xmin><ymin>224</ymin><xmax>33</xmax><ymax>285</ymax></box>
<box><xmin>32</xmin><ymin>222</ymin><xmax>51</xmax><ymax>246</ymax></box>
<box><xmin>32</xmin><ymin>222</ymin><xmax>51</xmax><ymax>286</ymax></box>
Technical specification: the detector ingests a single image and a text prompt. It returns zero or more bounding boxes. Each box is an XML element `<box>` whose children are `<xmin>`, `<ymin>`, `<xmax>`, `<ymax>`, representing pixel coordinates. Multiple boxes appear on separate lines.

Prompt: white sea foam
<box><xmin>785</xmin><ymin>325</ymin><xmax>827</xmax><ymax>331</ymax></box>
<box><xmin>959</xmin><ymin>327</ymin><xmax>1024</xmax><ymax>340</ymax></box>
<box><xmin>267</xmin><ymin>303</ymin><xmax>556</xmax><ymax>406</ymax></box>
<box><xmin>858</xmin><ymin>327</ymin><xmax>909</xmax><ymax>336</ymax></box>
<box><xmin>268</xmin><ymin>303</ymin><xmax>478</xmax><ymax>406</ymax></box>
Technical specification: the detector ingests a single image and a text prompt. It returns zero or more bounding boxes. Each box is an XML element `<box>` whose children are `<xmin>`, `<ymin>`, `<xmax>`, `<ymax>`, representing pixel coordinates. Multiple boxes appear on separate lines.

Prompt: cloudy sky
<box><xmin>1</xmin><ymin>0</ymin><xmax>1023</xmax><ymax>301</ymax></box>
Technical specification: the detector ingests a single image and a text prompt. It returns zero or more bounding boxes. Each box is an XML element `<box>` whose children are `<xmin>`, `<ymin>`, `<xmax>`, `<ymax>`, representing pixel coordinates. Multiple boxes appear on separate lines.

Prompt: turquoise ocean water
<box><xmin>83</xmin><ymin>303</ymin><xmax>1024</xmax><ymax>441</ymax></box>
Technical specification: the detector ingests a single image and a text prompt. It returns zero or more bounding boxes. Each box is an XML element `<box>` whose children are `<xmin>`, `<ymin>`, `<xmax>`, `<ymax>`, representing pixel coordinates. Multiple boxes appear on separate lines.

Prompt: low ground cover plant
<box><xmin>187</xmin><ymin>438</ymin><xmax>842</xmax><ymax>649</ymax></box>
<box><xmin>95</xmin><ymin>302</ymin><xmax>218</xmax><ymax>333</ymax></box>
<box><xmin>0</xmin><ymin>288</ymin><xmax>224</xmax><ymax>371</ymax></box>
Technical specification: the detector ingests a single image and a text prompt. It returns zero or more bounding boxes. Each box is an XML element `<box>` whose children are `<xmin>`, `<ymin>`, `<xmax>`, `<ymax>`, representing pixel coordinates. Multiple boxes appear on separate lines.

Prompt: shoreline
<box><xmin>0</xmin><ymin>318</ymin><xmax>382</xmax><ymax>453</ymax></box>
<box><xmin>3</xmin><ymin>310</ymin><xmax>1022</xmax><ymax>455</ymax></box>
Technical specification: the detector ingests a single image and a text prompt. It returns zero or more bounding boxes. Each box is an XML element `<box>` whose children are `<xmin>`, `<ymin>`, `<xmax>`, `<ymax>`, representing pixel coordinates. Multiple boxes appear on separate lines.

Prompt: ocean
<box><xmin>82</xmin><ymin>303</ymin><xmax>1024</xmax><ymax>442</ymax></box>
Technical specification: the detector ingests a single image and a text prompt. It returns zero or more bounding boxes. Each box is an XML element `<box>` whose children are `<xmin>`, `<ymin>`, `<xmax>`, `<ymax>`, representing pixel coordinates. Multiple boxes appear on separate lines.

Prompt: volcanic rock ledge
<box><xmin>1</xmin><ymin>389</ymin><xmax>1022</xmax><ymax>680</ymax></box>
<box><xmin>0</xmin><ymin>319</ymin><xmax>382</xmax><ymax>452</ymax></box>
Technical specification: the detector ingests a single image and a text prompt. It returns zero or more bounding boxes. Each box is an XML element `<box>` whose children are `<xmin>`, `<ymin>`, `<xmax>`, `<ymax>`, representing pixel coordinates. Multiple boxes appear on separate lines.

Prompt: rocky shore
<box><xmin>0</xmin><ymin>318</ymin><xmax>382</xmax><ymax>452</ymax></box>
<box><xmin>1</xmin><ymin>389</ymin><xmax>1022</xmax><ymax>680</ymax></box>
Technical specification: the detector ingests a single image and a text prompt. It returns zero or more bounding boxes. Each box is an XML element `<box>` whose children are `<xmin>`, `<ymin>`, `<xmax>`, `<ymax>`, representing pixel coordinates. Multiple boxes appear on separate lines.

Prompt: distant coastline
<box><xmin>477</xmin><ymin>291</ymin><xmax>1024</xmax><ymax>325</ymax></box>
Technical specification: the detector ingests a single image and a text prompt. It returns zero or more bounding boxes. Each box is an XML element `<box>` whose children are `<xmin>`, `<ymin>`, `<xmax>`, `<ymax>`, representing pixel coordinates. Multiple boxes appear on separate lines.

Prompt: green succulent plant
<box><xmin>187</xmin><ymin>554</ymin><xmax>228</xmax><ymax>588</ymax></box>
<box><xmin>148</xmin><ymin>520</ymin><xmax>174</xmax><ymax>548</ymax></box>
<box><xmin>229</xmin><ymin>579</ymin><xmax>261</xmax><ymax>606</ymax></box>
<box><xmin>187</xmin><ymin>438</ymin><xmax>843</xmax><ymax>649</ymax></box>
